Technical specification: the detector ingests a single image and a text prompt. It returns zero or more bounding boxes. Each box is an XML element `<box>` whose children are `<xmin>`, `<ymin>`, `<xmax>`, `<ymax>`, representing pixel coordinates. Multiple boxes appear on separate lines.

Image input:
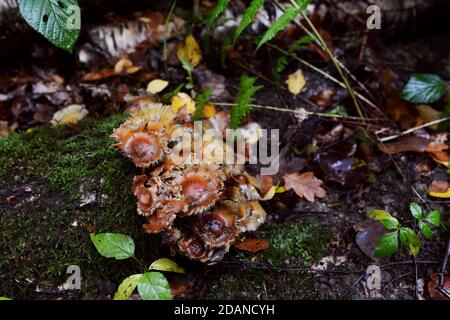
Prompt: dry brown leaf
<box><xmin>415</xmin><ymin>104</ymin><xmax>441</xmax><ymax>130</ymax></box>
<box><xmin>428</xmin><ymin>273</ymin><xmax>450</xmax><ymax>300</ymax></box>
<box><xmin>284</xmin><ymin>172</ymin><xmax>326</xmax><ymax>202</ymax></box>
<box><xmin>234</xmin><ymin>238</ymin><xmax>270</xmax><ymax>253</ymax></box>
<box><xmin>378</xmin><ymin>136</ymin><xmax>431</xmax><ymax>154</ymax></box>
<box><xmin>427</xmin><ymin>180</ymin><xmax>449</xmax><ymax>194</ymax></box>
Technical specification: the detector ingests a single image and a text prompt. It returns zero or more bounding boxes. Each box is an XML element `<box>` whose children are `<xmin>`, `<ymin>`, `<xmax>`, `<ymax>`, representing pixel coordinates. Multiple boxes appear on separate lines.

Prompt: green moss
<box><xmin>0</xmin><ymin>115</ymin><xmax>163</xmax><ymax>299</ymax></box>
<box><xmin>206</xmin><ymin>219</ymin><xmax>333</xmax><ymax>299</ymax></box>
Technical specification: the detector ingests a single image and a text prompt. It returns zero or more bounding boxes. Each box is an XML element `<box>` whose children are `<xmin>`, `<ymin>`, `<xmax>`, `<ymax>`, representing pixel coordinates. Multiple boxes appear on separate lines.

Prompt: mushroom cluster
<box><xmin>112</xmin><ymin>103</ymin><xmax>266</xmax><ymax>263</ymax></box>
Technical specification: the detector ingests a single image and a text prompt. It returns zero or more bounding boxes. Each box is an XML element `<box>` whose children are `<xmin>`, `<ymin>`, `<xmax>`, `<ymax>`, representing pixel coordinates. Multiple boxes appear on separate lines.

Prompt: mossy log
<box><xmin>0</xmin><ymin>114</ymin><xmax>165</xmax><ymax>299</ymax></box>
<box><xmin>0</xmin><ymin>115</ymin><xmax>334</xmax><ymax>299</ymax></box>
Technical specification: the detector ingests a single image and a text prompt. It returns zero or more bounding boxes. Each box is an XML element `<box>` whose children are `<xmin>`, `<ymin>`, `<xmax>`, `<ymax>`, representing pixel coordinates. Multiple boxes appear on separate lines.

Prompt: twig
<box><xmin>162</xmin><ymin>0</ymin><xmax>178</xmax><ymax>71</ymax></box>
<box><xmin>213</xmin><ymin>101</ymin><xmax>384</xmax><ymax>123</ymax></box>
<box><xmin>378</xmin><ymin>117</ymin><xmax>450</xmax><ymax>142</ymax></box>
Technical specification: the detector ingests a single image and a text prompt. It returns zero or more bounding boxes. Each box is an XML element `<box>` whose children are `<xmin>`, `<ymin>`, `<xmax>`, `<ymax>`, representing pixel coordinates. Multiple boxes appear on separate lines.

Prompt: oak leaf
<box><xmin>284</xmin><ymin>172</ymin><xmax>326</xmax><ymax>202</ymax></box>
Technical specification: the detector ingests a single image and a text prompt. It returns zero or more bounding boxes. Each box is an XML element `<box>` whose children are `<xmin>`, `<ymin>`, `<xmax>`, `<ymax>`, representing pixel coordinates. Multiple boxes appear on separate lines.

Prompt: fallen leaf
<box><xmin>171</xmin><ymin>92</ymin><xmax>196</xmax><ymax>114</ymax></box>
<box><xmin>284</xmin><ymin>172</ymin><xmax>326</xmax><ymax>202</ymax></box>
<box><xmin>146</xmin><ymin>79</ymin><xmax>169</xmax><ymax>94</ymax></box>
<box><xmin>428</xmin><ymin>273</ymin><xmax>450</xmax><ymax>300</ymax></box>
<box><xmin>378</xmin><ymin>136</ymin><xmax>431</xmax><ymax>154</ymax></box>
<box><xmin>234</xmin><ymin>238</ymin><xmax>269</xmax><ymax>253</ymax></box>
<box><xmin>427</xmin><ymin>180</ymin><xmax>449</xmax><ymax>194</ymax></box>
<box><xmin>285</xmin><ymin>69</ymin><xmax>306</xmax><ymax>95</ymax></box>
<box><xmin>114</xmin><ymin>58</ymin><xmax>133</xmax><ymax>73</ymax></box>
<box><xmin>177</xmin><ymin>34</ymin><xmax>202</xmax><ymax>67</ymax></box>
<box><xmin>202</xmin><ymin>103</ymin><xmax>216</xmax><ymax>118</ymax></box>
<box><xmin>354</xmin><ymin>220</ymin><xmax>386</xmax><ymax>259</ymax></box>
<box><xmin>51</xmin><ymin>104</ymin><xmax>88</xmax><ymax>126</ymax></box>
<box><xmin>169</xmin><ymin>282</ymin><xmax>189</xmax><ymax>297</ymax></box>
<box><xmin>415</xmin><ymin>104</ymin><xmax>441</xmax><ymax>130</ymax></box>
<box><xmin>428</xmin><ymin>188</ymin><xmax>450</xmax><ymax>198</ymax></box>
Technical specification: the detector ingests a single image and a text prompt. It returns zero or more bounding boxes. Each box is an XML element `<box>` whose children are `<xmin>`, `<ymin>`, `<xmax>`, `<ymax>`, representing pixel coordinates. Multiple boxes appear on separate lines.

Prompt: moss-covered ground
<box><xmin>0</xmin><ymin>116</ymin><xmax>334</xmax><ymax>299</ymax></box>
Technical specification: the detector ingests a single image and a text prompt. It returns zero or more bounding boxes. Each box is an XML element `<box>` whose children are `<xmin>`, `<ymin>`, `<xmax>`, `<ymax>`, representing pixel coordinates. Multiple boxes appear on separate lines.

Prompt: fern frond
<box><xmin>231</xmin><ymin>74</ymin><xmax>262</xmax><ymax>129</ymax></box>
<box><xmin>206</xmin><ymin>0</ymin><xmax>230</xmax><ymax>30</ymax></box>
<box><xmin>232</xmin><ymin>0</ymin><xmax>265</xmax><ymax>45</ymax></box>
<box><xmin>256</xmin><ymin>6</ymin><xmax>300</xmax><ymax>51</ymax></box>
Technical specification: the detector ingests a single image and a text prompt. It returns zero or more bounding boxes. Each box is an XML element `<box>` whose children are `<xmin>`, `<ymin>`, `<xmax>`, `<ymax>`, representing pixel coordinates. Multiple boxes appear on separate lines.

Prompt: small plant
<box><xmin>369</xmin><ymin>203</ymin><xmax>442</xmax><ymax>259</ymax></box>
<box><xmin>230</xmin><ymin>74</ymin><xmax>262</xmax><ymax>129</ymax></box>
<box><xmin>90</xmin><ymin>233</ymin><xmax>185</xmax><ymax>300</ymax></box>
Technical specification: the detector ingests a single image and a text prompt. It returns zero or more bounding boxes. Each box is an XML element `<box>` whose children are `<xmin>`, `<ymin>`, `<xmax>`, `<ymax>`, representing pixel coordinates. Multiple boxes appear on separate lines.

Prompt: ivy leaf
<box><xmin>401</xmin><ymin>74</ymin><xmax>446</xmax><ymax>104</ymax></box>
<box><xmin>418</xmin><ymin>221</ymin><xmax>432</xmax><ymax>240</ymax></box>
<box><xmin>375</xmin><ymin>231</ymin><xmax>399</xmax><ymax>258</ymax></box>
<box><xmin>90</xmin><ymin>233</ymin><xmax>135</xmax><ymax>260</ymax></box>
<box><xmin>399</xmin><ymin>227</ymin><xmax>420</xmax><ymax>256</ymax></box>
<box><xmin>232</xmin><ymin>0</ymin><xmax>265</xmax><ymax>44</ymax></box>
<box><xmin>114</xmin><ymin>274</ymin><xmax>143</xmax><ymax>300</ymax></box>
<box><xmin>149</xmin><ymin>258</ymin><xmax>185</xmax><ymax>273</ymax></box>
<box><xmin>409</xmin><ymin>202</ymin><xmax>423</xmax><ymax>220</ymax></box>
<box><xmin>256</xmin><ymin>6</ymin><xmax>301</xmax><ymax>51</ymax></box>
<box><xmin>368</xmin><ymin>209</ymin><xmax>399</xmax><ymax>230</ymax></box>
<box><xmin>137</xmin><ymin>272</ymin><xmax>172</xmax><ymax>300</ymax></box>
<box><xmin>18</xmin><ymin>0</ymin><xmax>80</xmax><ymax>52</ymax></box>
<box><xmin>425</xmin><ymin>210</ymin><xmax>441</xmax><ymax>227</ymax></box>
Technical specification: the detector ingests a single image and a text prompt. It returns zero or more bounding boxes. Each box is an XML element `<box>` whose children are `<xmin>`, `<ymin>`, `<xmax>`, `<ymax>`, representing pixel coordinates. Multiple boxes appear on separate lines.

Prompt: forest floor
<box><xmin>0</xmin><ymin>1</ymin><xmax>449</xmax><ymax>300</ymax></box>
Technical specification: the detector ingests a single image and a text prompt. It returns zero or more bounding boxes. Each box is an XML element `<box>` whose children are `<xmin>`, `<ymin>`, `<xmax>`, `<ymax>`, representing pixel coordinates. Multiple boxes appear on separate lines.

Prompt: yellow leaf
<box><xmin>171</xmin><ymin>92</ymin><xmax>196</xmax><ymax>114</ymax></box>
<box><xmin>428</xmin><ymin>188</ymin><xmax>450</xmax><ymax>198</ymax></box>
<box><xmin>202</xmin><ymin>103</ymin><xmax>216</xmax><ymax>118</ymax></box>
<box><xmin>261</xmin><ymin>185</ymin><xmax>276</xmax><ymax>201</ymax></box>
<box><xmin>114</xmin><ymin>58</ymin><xmax>133</xmax><ymax>73</ymax></box>
<box><xmin>149</xmin><ymin>258</ymin><xmax>185</xmax><ymax>273</ymax></box>
<box><xmin>146</xmin><ymin>79</ymin><xmax>169</xmax><ymax>94</ymax></box>
<box><xmin>177</xmin><ymin>35</ymin><xmax>202</xmax><ymax>67</ymax></box>
<box><xmin>285</xmin><ymin>69</ymin><xmax>306</xmax><ymax>95</ymax></box>
<box><xmin>275</xmin><ymin>186</ymin><xmax>286</xmax><ymax>193</ymax></box>
<box><xmin>51</xmin><ymin>104</ymin><xmax>89</xmax><ymax>126</ymax></box>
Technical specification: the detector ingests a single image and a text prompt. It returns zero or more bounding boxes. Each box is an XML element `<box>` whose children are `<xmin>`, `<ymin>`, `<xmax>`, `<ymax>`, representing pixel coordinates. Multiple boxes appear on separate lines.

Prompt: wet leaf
<box><xmin>90</xmin><ymin>233</ymin><xmax>135</xmax><ymax>260</ymax></box>
<box><xmin>368</xmin><ymin>209</ymin><xmax>399</xmax><ymax>230</ymax></box>
<box><xmin>149</xmin><ymin>258</ymin><xmax>185</xmax><ymax>273</ymax></box>
<box><xmin>401</xmin><ymin>74</ymin><xmax>446</xmax><ymax>104</ymax></box>
<box><xmin>137</xmin><ymin>272</ymin><xmax>172</xmax><ymax>300</ymax></box>
<box><xmin>354</xmin><ymin>220</ymin><xmax>386</xmax><ymax>259</ymax></box>
<box><xmin>146</xmin><ymin>79</ymin><xmax>169</xmax><ymax>94</ymax></box>
<box><xmin>375</xmin><ymin>231</ymin><xmax>398</xmax><ymax>258</ymax></box>
<box><xmin>427</xmin><ymin>180</ymin><xmax>448</xmax><ymax>194</ymax></box>
<box><xmin>234</xmin><ymin>238</ymin><xmax>270</xmax><ymax>253</ymax></box>
<box><xmin>285</xmin><ymin>69</ymin><xmax>306</xmax><ymax>95</ymax></box>
<box><xmin>399</xmin><ymin>227</ymin><xmax>420</xmax><ymax>256</ymax></box>
<box><xmin>284</xmin><ymin>172</ymin><xmax>326</xmax><ymax>202</ymax></box>
<box><xmin>378</xmin><ymin>136</ymin><xmax>431</xmax><ymax>154</ymax></box>
<box><xmin>425</xmin><ymin>210</ymin><xmax>441</xmax><ymax>227</ymax></box>
<box><xmin>418</xmin><ymin>221</ymin><xmax>432</xmax><ymax>239</ymax></box>
<box><xmin>409</xmin><ymin>202</ymin><xmax>422</xmax><ymax>219</ymax></box>
<box><xmin>114</xmin><ymin>274</ymin><xmax>143</xmax><ymax>300</ymax></box>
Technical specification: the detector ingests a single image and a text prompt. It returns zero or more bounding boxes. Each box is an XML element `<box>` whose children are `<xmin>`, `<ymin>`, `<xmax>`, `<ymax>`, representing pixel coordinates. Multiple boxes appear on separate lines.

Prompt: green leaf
<box><xmin>256</xmin><ymin>6</ymin><xmax>301</xmax><ymax>51</ymax></box>
<box><xmin>368</xmin><ymin>209</ymin><xmax>399</xmax><ymax>230</ymax></box>
<box><xmin>418</xmin><ymin>221</ymin><xmax>432</xmax><ymax>240</ymax></box>
<box><xmin>232</xmin><ymin>0</ymin><xmax>265</xmax><ymax>44</ymax></box>
<box><xmin>425</xmin><ymin>210</ymin><xmax>441</xmax><ymax>227</ymax></box>
<box><xmin>114</xmin><ymin>274</ymin><xmax>143</xmax><ymax>300</ymax></box>
<box><xmin>0</xmin><ymin>297</ymin><xmax>12</xmax><ymax>300</ymax></box>
<box><xmin>401</xmin><ymin>74</ymin><xmax>446</xmax><ymax>104</ymax></box>
<box><xmin>206</xmin><ymin>0</ymin><xmax>230</xmax><ymax>29</ymax></box>
<box><xmin>399</xmin><ymin>227</ymin><xmax>420</xmax><ymax>256</ymax></box>
<box><xmin>230</xmin><ymin>74</ymin><xmax>262</xmax><ymax>129</ymax></box>
<box><xmin>409</xmin><ymin>202</ymin><xmax>423</xmax><ymax>220</ymax></box>
<box><xmin>274</xmin><ymin>56</ymin><xmax>288</xmax><ymax>84</ymax></box>
<box><xmin>90</xmin><ymin>233</ymin><xmax>135</xmax><ymax>260</ymax></box>
<box><xmin>289</xmin><ymin>34</ymin><xmax>315</xmax><ymax>51</ymax></box>
<box><xmin>326</xmin><ymin>106</ymin><xmax>348</xmax><ymax>116</ymax></box>
<box><xmin>375</xmin><ymin>231</ymin><xmax>399</xmax><ymax>258</ymax></box>
<box><xmin>149</xmin><ymin>258</ymin><xmax>185</xmax><ymax>273</ymax></box>
<box><xmin>137</xmin><ymin>272</ymin><xmax>172</xmax><ymax>300</ymax></box>
<box><xmin>18</xmin><ymin>0</ymin><xmax>80</xmax><ymax>52</ymax></box>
